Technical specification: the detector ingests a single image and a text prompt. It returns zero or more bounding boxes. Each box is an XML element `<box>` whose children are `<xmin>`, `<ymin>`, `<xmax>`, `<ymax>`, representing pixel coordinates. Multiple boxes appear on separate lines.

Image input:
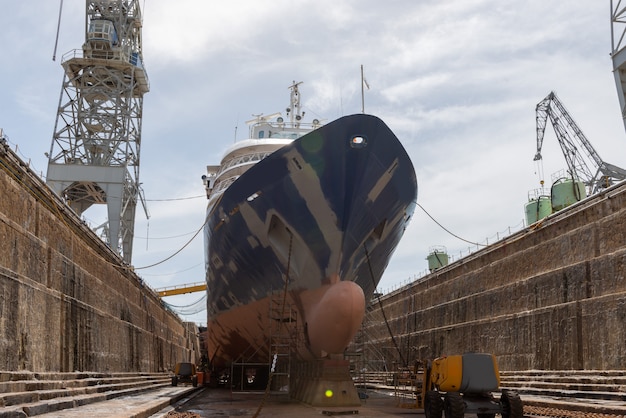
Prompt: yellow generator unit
<box><xmin>423</xmin><ymin>353</ymin><xmax>523</xmax><ymax>418</ymax></box>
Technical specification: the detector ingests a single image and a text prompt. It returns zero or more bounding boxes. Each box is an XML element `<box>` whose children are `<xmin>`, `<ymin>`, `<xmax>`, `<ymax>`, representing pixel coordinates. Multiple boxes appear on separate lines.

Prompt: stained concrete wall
<box><xmin>0</xmin><ymin>143</ymin><xmax>198</xmax><ymax>373</ymax></box>
<box><xmin>361</xmin><ymin>181</ymin><xmax>626</xmax><ymax>371</ymax></box>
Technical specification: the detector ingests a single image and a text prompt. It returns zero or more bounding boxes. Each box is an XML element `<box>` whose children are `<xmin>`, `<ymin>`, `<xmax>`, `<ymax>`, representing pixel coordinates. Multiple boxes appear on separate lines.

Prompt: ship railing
<box><xmin>215</xmin><ymin>151</ymin><xmax>273</xmax><ymax>178</ymax></box>
<box><xmin>210</xmin><ymin>176</ymin><xmax>239</xmax><ymax>196</ymax></box>
<box><xmin>249</xmin><ymin>120</ymin><xmax>322</xmax><ymax>133</ymax></box>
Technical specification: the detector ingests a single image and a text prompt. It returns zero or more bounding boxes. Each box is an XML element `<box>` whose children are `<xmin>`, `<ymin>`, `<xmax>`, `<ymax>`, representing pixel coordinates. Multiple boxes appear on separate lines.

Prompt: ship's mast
<box><xmin>286</xmin><ymin>81</ymin><xmax>304</xmax><ymax>128</ymax></box>
<box><xmin>46</xmin><ymin>0</ymin><xmax>149</xmax><ymax>263</ymax></box>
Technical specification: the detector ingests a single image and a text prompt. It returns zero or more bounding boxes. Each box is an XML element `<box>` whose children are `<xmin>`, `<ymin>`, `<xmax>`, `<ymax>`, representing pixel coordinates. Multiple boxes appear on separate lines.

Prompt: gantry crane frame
<box><xmin>46</xmin><ymin>0</ymin><xmax>149</xmax><ymax>263</ymax></box>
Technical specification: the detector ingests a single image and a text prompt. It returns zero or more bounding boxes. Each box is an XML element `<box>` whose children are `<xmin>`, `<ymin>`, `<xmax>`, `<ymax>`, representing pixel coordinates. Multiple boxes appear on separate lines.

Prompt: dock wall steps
<box><xmin>499</xmin><ymin>370</ymin><xmax>626</xmax><ymax>415</ymax></box>
<box><xmin>357</xmin><ymin>370</ymin><xmax>626</xmax><ymax>415</ymax></box>
<box><xmin>0</xmin><ymin>371</ymin><xmax>173</xmax><ymax>417</ymax></box>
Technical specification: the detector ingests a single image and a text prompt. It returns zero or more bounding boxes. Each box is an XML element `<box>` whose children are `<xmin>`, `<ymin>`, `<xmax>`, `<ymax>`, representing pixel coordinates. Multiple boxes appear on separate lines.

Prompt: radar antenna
<box><xmin>534</xmin><ymin>91</ymin><xmax>626</xmax><ymax>195</ymax></box>
<box><xmin>46</xmin><ymin>0</ymin><xmax>150</xmax><ymax>263</ymax></box>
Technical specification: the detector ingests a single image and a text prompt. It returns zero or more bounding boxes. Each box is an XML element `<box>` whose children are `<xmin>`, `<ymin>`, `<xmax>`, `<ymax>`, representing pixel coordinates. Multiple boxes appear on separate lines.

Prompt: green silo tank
<box><xmin>551</xmin><ymin>178</ymin><xmax>586</xmax><ymax>211</ymax></box>
<box><xmin>524</xmin><ymin>195</ymin><xmax>552</xmax><ymax>225</ymax></box>
<box><xmin>427</xmin><ymin>247</ymin><xmax>449</xmax><ymax>272</ymax></box>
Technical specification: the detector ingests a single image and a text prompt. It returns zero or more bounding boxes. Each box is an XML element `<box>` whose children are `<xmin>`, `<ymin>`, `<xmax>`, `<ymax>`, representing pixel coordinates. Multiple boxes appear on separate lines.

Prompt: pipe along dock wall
<box><xmin>0</xmin><ymin>143</ymin><xmax>198</xmax><ymax>373</ymax></box>
<box><xmin>360</xmin><ymin>181</ymin><xmax>626</xmax><ymax>371</ymax></box>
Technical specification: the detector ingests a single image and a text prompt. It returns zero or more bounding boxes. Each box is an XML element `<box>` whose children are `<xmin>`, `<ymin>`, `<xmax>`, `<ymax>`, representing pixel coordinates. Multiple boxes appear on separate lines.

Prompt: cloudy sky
<box><xmin>2</xmin><ymin>1</ymin><xmax>626</xmax><ymax>324</ymax></box>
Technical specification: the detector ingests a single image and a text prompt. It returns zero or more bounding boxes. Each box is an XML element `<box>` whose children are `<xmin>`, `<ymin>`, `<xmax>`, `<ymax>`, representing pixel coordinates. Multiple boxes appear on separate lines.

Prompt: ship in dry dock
<box><xmin>202</xmin><ymin>82</ymin><xmax>417</xmax><ymax>378</ymax></box>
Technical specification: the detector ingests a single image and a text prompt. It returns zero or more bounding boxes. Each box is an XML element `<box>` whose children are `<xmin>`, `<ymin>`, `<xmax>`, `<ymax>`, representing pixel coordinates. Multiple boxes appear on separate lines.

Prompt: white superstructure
<box><xmin>203</xmin><ymin>82</ymin><xmax>321</xmax><ymax>207</ymax></box>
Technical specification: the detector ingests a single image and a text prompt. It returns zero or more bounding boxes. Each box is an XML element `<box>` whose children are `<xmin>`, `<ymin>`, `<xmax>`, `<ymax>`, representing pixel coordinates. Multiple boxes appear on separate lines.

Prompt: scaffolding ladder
<box><xmin>268</xmin><ymin>293</ymin><xmax>298</xmax><ymax>394</ymax></box>
<box><xmin>346</xmin><ymin>322</ymin><xmax>367</xmax><ymax>400</ymax></box>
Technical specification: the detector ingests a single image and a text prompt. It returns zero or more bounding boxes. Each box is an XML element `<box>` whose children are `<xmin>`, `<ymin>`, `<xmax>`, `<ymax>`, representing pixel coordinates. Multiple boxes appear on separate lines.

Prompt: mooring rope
<box><xmin>364</xmin><ymin>242</ymin><xmax>408</xmax><ymax>369</ymax></box>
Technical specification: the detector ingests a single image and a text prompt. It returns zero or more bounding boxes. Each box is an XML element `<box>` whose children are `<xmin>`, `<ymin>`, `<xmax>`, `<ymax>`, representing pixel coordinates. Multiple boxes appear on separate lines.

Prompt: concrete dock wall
<box><xmin>361</xmin><ymin>181</ymin><xmax>626</xmax><ymax>371</ymax></box>
<box><xmin>0</xmin><ymin>143</ymin><xmax>198</xmax><ymax>373</ymax></box>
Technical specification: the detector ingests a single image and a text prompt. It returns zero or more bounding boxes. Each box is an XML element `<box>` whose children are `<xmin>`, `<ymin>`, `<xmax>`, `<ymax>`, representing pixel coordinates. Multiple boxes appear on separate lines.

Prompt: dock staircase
<box><xmin>354</xmin><ymin>369</ymin><xmax>626</xmax><ymax>416</ymax></box>
<box><xmin>499</xmin><ymin>370</ymin><xmax>626</xmax><ymax>416</ymax></box>
<box><xmin>0</xmin><ymin>371</ymin><xmax>186</xmax><ymax>417</ymax></box>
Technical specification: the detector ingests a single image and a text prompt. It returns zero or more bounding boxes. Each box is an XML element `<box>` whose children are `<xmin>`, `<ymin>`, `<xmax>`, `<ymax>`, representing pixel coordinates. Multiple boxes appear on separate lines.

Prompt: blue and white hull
<box><xmin>204</xmin><ymin>113</ymin><xmax>417</xmax><ymax>368</ymax></box>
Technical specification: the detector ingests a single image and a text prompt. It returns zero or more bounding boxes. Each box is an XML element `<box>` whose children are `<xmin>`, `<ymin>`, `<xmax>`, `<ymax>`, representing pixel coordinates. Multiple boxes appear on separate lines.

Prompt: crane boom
<box><xmin>534</xmin><ymin>91</ymin><xmax>626</xmax><ymax>195</ymax></box>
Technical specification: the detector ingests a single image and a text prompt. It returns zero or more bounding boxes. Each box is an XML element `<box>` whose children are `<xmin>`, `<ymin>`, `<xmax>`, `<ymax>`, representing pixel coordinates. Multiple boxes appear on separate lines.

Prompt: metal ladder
<box><xmin>268</xmin><ymin>294</ymin><xmax>297</xmax><ymax>393</ymax></box>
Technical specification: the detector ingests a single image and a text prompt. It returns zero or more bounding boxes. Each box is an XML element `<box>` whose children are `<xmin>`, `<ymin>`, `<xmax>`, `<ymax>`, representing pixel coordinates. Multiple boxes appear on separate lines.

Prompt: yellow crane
<box><xmin>155</xmin><ymin>282</ymin><xmax>207</xmax><ymax>297</ymax></box>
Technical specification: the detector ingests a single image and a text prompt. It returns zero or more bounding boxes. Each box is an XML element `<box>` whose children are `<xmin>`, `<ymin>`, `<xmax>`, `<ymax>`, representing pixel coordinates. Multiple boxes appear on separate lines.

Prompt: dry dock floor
<box><xmin>25</xmin><ymin>386</ymin><xmax>626</xmax><ymax>417</ymax></box>
<box><xmin>152</xmin><ymin>388</ymin><xmax>421</xmax><ymax>417</ymax></box>
<box><xmin>33</xmin><ymin>386</ymin><xmax>423</xmax><ymax>417</ymax></box>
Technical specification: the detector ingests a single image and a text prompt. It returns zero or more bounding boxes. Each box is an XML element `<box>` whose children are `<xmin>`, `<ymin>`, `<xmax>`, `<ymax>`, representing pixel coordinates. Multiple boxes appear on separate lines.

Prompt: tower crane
<box><xmin>534</xmin><ymin>91</ymin><xmax>626</xmax><ymax>195</ymax></box>
<box><xmin>46</xmin><ymin>0</ymin><xmax>149</xmax><ymax>263</ymax></box>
